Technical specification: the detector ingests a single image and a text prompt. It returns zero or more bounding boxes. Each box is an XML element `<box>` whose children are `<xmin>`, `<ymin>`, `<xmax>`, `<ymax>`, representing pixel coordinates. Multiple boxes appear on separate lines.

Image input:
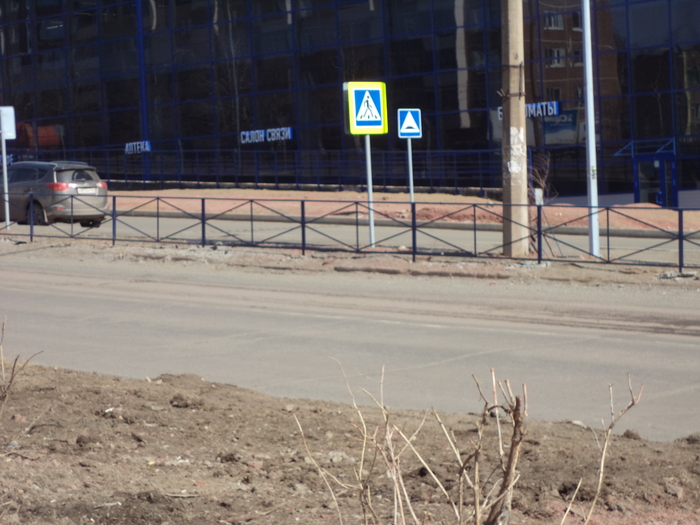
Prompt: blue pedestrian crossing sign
<box><xmin>398</xmin><ymin>109</ymin><xmax>422</xmax><ymax>139</ymax></box>
<box><xmin>344</xmin><ymin>82</ymin><xmax>388</xmax><ymax>135</ymax></box>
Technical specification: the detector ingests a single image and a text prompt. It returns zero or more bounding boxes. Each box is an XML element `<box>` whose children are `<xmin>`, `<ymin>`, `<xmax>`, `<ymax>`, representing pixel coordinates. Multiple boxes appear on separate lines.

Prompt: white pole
<box><xmin>1</xmin><ymin>132</ymin><xmax>9</xmax><ymax>230</ymax></box>
<box><xmin>407</xmin><ymin>138</ymin><xmax>415</xmax><ymax>204</ymax></box>
<box><xmin>365</xmin><ymin>134</ymin><xmax>375</xmax><ymax>246</ymax></box>
<box><xmin>583</xmin><ymin>0</ymin><xmax>600</xmax><ymax>257</ymax></box>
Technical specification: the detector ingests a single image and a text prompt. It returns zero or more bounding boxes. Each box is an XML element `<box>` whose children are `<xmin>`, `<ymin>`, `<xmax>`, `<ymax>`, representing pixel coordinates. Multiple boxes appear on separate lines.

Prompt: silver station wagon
<box><xmin>1</xmin><ymin>160</ymin><xmax>109</xmax><ymax>227</ymax></box>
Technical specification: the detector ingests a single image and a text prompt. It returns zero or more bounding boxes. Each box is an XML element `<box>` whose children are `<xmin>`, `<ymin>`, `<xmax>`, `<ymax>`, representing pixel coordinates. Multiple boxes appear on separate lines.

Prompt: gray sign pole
<box><xmin>1</xmin><ymin>131</ymin><xmax>9</xmax><ymax>230</ymax></box>
<box><xmin>583</xmin><ymin>0</ymin><xmax>600</xmax><ymax>257</ymax></box>
<box><xmin>365</xmin><ymin>134</ymin><xmax>375</xmax><ymax>246</ymax></box>
<box><xmin>407</xmin><ymin>138</ymin><xmax>415</xmax><ymax>204</ymax></box>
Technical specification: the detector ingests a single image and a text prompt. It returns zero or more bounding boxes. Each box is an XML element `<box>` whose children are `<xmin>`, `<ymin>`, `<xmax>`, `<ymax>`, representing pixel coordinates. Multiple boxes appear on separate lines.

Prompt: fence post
<box><xmin>679</xmin><ymin>209</ymin><xmax>684</xmax><ymax>272</ymax></box>
<box><xmin>537</xmin><ymin>204</ymin><xmax>543</xmax><ymax>264</ymax></box>
<box><xmin>606</xmin><ymin>207</ymin><xmax>610</xmax><ymax>262</ymax></box>
<box><xmin>355</xmin><ymin>201</ymin><xmax>360</xmax><ymax>252</ymax></box>
<box><xmin>201</xmin><ymin>198</ymin><xmax>206</xmax><ymax>247</ymax></box>
<box><xmin>112</xmin><ymin>195</ymin><xmax>117</xmax><ymax>246</ymax></box>
<box><xmin>301</xmin><ymin>200</ymin><xmax>306</xmax><ymax>256</ymax></box>
<box><xmin>411</xmin><ymin>201</ymin><xmax>417</xmax><ymax>263</ymax></box>
<box><xmin>29</xmin><ymin>195</ymin><xmax>34</xmax><ymax>242</ymax></box>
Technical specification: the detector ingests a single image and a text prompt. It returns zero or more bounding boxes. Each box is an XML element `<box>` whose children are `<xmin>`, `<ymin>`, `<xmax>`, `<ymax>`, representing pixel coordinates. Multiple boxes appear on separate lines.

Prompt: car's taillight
<box><xmin>98</xmin><ymin>181</ymin><xmax>108</xmax><ymax>190</ymax></box>
<box><xmin>46</xmin><ymin>182</ymin><xmax>69</xmax><ymax>191</ymax></box>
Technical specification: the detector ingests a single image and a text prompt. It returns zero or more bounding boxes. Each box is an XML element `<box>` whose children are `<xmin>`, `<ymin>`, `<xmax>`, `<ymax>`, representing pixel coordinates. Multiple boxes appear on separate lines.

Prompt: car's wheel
<box><xmin>27</xmin><ymin>201</ymin><xmax>47</xmax><ymax>226</ymax></box>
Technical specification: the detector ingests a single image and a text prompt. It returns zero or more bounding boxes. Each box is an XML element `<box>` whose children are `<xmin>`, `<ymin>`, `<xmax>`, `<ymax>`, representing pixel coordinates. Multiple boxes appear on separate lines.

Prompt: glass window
<box><xmin>337</xmin><ymin>3</ymin><xmax>381</xmax><ymax>42</ymax></box>
<box><xmin>71</xmin><ymin>83</ymin><xmax>101</xmax><ymax>113</ymax></box>
<box><xmin>340</xmin><ymin>42</ymin><xmax>384</xmax><ymax>80</ymax></box>
<box><xmin>597</xmin><ymin>51</ymin><xmax>628</xmax><ymax>96</ymax></box>
<box><xmin>388</xmin><ymin>36</ymin><xmax>432</xmax><ymax>76</ymax></box>
<box><xmin>178</xmin><ymin>100</ymin><xmax>214</xmax><ymax>137</ymax></box>
<box><xmin>149</xmin><ymin>104</ymin><xmax>176</xmax><ymax>140</ymax></box>
<box><xmin>252</xmin><ymin>15</ymin><xmax>291</xmax><ymax>54</ymax></box>
<box><xmin>633</xmin><ymin>93</ymin><xmax>672</xmax><ymax>138</ymax></box>
<box><xmin>252</xmin><ymin>0</ymin><xmax>289</xmax><ymax>16</ymax></box>
<box><xmin>255</xmin><ymin>54</ymin><xmax>293</xmax><ymax>91</ymax></box>
<box><xmin>143</xmin><ymin>0</ymin><xmax>170</xmax><ymax>32</ymax></box>
<box><xmin>672</xmin><ymin>0</ymin><xmax>700</xmax><ymax>43</ymax></box>
<box><xmin>4</xmin><ymin>24</ymin><xmax>29</xmax><ymax>55</ymax></box>
<box><xmin>678</xmin><ymin>158</ymin><xmax>700</xmax><ymax>189</ymax></box>
<box><xmin>439</xmin><ymin>110</ymin><xmax>489</xmax><ymax>149</ymax></box>
<box><xmin>176</xmin><ymin>67</ymin><xmax>212</xmax><ymax>101</ymax></box>
<box><xmin>295</xmin><ymin>7</ymin><xmax>336</xmax><ymax>48</ymax></box>
<box><xmin>36</xmin><ymin>17</ymin><xmax>65</xmax><ymax>50</ymax></box>
<box><xmin>439</xmin><ymin>28</ymin><xmax>491</xmax><ymax>71</ymax></box>
<box><xmin>35</xmin><ymin>0</ymin><xmax>62</xmax><ymax>17</ymax></box>
<box><xmin>388</xmin><ymin>73</ymin><xmax>435</xmax><ymax>112</ymax></box>
<box><xmin>297</xmin><ymin>86</ymin><xmax>339</xmax><ymax>128</ymax></box>
<box><xmin>436</xmin><ymin>70</ymin><xmax>481</xmax><ymax>114</ymax></box>
<box><xmin>35</xmin><ymin>50</ymin><xmax>64</xmax><ymax>84</ymax></box>
<box><xmin>100</xmin><ymin>5</ymin><xmax>137</xmax><ymax>39</ymax></box>
<box><xmin>174</xmin><ymin>0</ymin><xmax>210</xmax><ymax>27</ymax></box>
<box><xmin>215</xmin><ymin>95</ymin><xmax>252</xmax><ymax>135</ymax></box>
<box><xmin>70</xmin><ymin>10</ymin><xmax>97</xmax><ymax>44</ymax></box>
<box><xmin>629</xmin><ymin>1</ymin><xmax>669</xmax><ymax>48</ymax></box>
<box><xmin>40</xmin><ymin>88</ymin><xmax>66</xmax><ymax>117</ymax></box>
<box><xmin>145</xmin><ymin>32</ymin><xmax>172</xmax><ymax>67</ymax></box>
<box><xmin>255</xmin><ymin>91</ymin><xmax>294</xmax><ymax>128</ymax></box>
<box><xmin>600</xmin><ymin>97</ymin><xmax>630</xmax><ymax>141</ymax></box>
<box><xmin>572</xmin><ymin>11</ymin><xmax>582</xmax><ymax>31</ymax></box>
<box><xmin>220</xmin><ymin>0</ymin><xmax>248</xmax><ymax>19</ymax></box>
<box><xmin>105</xmin><ymin>78</ymin><xmax>139</xmax><ymax>110</ymax></box>
<box><xmin>298</xmin><ymin>49</ymin><xmax>338</xmax><ymax>87</ymax></box>
<box><xmin>596</xmin><ymin>6</ymin><xmax>627</xmax><ymax>52</ymax></box>
<box><xmin>674</xmin><ymin>45</ymin><xmax>700</xmax><ymax>89</ymax></box>
<box><xmin>543</xmin><ymin>12</ymin><xmax>564</xmax><ymax>30</ymax></box>
<box><xmin>100</xmin><ymin>38</ymin><xmax>138</xmax><ymax>74</ymax></box>
<box><xmin>174</xmin><ymin>28</ymin><xmax>211</xmax><ymax>64</ymax></box>
<box><xmin>385</xmin><ymin>0</ymin><xmax>431</xmax><ymax>36</ymax></box>
<box><xmin>630</xmin><ymin>48</ymin><xmax>670</xmax><ymax>94</ymax></box>
<box><xmin>106</xmin><ymin>108</ymin><xmax>141</xmax><ymax>145</ymax></box>
<box><xmin>69</xmin><ymin>44</ymin><xmax>100</xmax><ymax>79</ymax></box>
<box><xmin>545</xmin><ymin>47</ymin><xmax>566</xmax><ymax>68</ymax></box>
<box><xmin>675</xmin><ymin>91</ymin><xmax>700</xmax><ymax>136</ymax></box>
<box><xmin>214</xmin><ymin>59</ymin><xmax>253</xmax><ymax>96</ymax></box>
<box><xmin>434</xmin><ymin>0</ymin><xmax>482</xmax><ymax>28</ymax></box>
<box><xmin>212</xmin><ymin>20</ymin><xmax>250</xmax><ymax>61</ymax></box>
<box><xmin>148</xmin><ymin>71</ymin><xmax>174</xmax><ymax>104</ymax></box>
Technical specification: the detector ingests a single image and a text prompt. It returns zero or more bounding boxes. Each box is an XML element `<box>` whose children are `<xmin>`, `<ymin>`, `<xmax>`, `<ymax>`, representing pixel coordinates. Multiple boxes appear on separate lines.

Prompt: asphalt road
<box><xmin>1</xmin><ymin>245</ymin><xmax>699</xmax><ymax>442</ymax></box>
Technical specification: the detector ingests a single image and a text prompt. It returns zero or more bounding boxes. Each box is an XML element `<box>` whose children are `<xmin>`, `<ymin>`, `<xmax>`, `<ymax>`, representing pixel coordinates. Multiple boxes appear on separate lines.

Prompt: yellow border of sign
<box><xmin>346</xmin><ymin>81</ymin><xmax>388</xmax><ymax>135</ymax></box>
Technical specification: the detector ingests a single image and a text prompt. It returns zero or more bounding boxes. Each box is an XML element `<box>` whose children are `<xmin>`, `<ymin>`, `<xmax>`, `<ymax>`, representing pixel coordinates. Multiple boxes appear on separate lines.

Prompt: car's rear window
<box><xmin>56</xmin><ymin>169</ymin><xmax>99</xmax><ymax>183</ymax></box>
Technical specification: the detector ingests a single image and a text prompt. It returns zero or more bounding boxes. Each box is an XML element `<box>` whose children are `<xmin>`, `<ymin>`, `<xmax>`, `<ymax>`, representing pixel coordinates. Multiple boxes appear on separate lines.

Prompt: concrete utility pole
<box><xmin>501</xmin><ymin>0</ymin><xmax>529</xmax><ymax>257</ymax></box>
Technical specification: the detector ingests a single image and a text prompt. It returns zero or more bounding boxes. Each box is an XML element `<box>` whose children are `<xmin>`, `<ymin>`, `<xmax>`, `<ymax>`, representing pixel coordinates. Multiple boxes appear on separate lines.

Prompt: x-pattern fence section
<box><xmin>1</xmin><ymin>195</ymin><xmax>698</xmax><ymax>270</ymax></box>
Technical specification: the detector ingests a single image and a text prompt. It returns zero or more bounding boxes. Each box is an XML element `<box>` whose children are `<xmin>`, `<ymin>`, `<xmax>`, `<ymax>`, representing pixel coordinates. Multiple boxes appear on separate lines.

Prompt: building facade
<box><xmin>1</xmin><ymin>0</ymin><xmax>699</xmax><ymax>205</ymax></box>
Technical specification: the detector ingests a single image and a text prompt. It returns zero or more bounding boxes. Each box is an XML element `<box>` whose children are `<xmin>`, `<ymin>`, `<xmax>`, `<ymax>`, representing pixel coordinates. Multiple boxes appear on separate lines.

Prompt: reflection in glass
<box><xmin>630</xmin><ymin>48</ymin><xmax>670</xmax><ymax>94</ymax></box>
<box><xmin>633</xmin><ymin>93</ymin><xmax>672</xmax><ymax>139</ymax></box>
<box><xmin>629</xmin><ymin>1</ymin><xmax>669</xmax><ymax>47</ymax></box>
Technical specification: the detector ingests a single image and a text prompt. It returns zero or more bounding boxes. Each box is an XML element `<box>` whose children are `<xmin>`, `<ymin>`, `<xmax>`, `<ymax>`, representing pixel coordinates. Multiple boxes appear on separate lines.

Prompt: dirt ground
<box><xmin>1</xmin><ymin>362</ymin><xmax>699</xmax><ymax>525</ymax></box>
<box><xmin>1</xmin><ymin>188</ymin><xmax>700</xmax><ymax>525</ymax></box>
<box><xmin>110</xmin><ymin>188</ymin><xmax>700</xmax><ymax>232</ymax></box>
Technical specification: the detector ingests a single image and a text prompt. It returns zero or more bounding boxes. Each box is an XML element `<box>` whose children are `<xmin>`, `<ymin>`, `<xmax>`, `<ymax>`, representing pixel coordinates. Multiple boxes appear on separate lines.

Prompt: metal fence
<box><xmin>8</xmin><ymin>148</ymin><xmax>503</xmax><ymax>194</ymax></box>
<box><xmin>1</xmin><ymin>195</ymin><xmax>698</xmax><ymax>270</ymax></box>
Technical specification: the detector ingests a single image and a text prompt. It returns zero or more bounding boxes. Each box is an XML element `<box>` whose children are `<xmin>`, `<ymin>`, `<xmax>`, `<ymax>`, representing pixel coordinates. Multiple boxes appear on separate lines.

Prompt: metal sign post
<box><xmin>343</xmin><ymin>82</ymin><xmax>388</xmax><ymax>247</ymax></box>
<box><xmin>0</xmin><ymin>107</ymin><xmax>16</xmax><ymax>230</ymax></box>
<box><xmin>582</xmin><ymin>0</ymin><xmax>600</xmax><ymax>257</ymax></box>
<box><xmin>398</xmin><ymin>109</ymin><xmax>422</xmax><ymax>204</ymax></box>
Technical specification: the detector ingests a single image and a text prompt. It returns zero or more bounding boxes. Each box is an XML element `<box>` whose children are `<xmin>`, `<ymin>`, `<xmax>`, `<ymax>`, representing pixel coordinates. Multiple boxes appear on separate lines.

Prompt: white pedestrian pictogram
<box><xmin>400</xmin><ymin>112</ymin><xmax>419</xmax><ymax>133</ymax></box>
<box><xmin>357</xmin><ymin>91</ymin><xmax>381</xmax><ymax>121</ymax></box>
